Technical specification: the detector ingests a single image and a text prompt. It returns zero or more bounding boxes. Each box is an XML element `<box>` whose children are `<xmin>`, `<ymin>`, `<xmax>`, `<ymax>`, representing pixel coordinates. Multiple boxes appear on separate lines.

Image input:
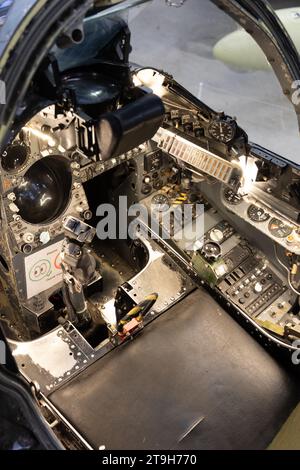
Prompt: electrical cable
<box><xmin>274</xmin><ymin>242</ymin><xmax>300</xmax><ymax>296</ymax></box>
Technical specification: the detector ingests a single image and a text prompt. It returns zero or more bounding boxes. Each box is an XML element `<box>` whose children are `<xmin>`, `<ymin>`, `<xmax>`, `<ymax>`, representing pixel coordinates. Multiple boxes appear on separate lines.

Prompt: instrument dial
<box><xmin>201</xmin><ymin>241</ymin><xmax>222</xmax><ymax>261</ymax></box>
<box><xmin>209</xmin><ymin>117</ymin><xmax>236</xmax><ymax>143</ymax></box>
<box><xmin>247</xmin><ymin>205</ymin><xmax>270</xmax><ymax>223</ymax></box>
<box><xmin>223</xmin><ymin>187</ymin><xmax>243</xmax><ymax>205</ymax></box>
<box><xmin>151</xmin><ymin>194</ymin><xmax>170</xmax><ymax>212</ymax></box>
<box><xmin>210</xmin><ymin>229</ymin><xmax>224</xmax><ymax>243</ymax></box>
<box><xmin>268</xmin><ymin>217</ymin><xmax>293</xmax><ymax>238</ymax></box>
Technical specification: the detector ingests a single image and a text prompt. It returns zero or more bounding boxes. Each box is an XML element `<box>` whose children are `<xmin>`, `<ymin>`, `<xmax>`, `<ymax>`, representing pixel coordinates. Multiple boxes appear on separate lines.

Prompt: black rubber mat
<box><xmin>50</xmin><ymin>288</ymin><xmax>300</xmax><ymax>450</ymax></box>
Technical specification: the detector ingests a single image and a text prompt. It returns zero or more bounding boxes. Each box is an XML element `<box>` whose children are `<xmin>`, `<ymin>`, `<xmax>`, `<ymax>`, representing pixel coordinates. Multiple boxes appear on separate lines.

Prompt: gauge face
<box><xmin>210</xmin><ymin>228</ymin><xmax>224</xmax><ymax>243</ymax></box>
<box><xmin>2</xmin><ymin>143</ymin><xmax>28</xmax><ymax>173</ymax></box>
<box><xmin>247</xmin><ymin>205</ymin><xmax>270</xmax><ymax>223</ymax></box>
<box><xmin>14</xmin><ymin>156</ymin><xmax>72</xmax><ymax>225</ymax></box>
<box><xmin>268</xmin><ymin>217</ymin><xmax>293</xmax><ymax>238</ymax></box>
<box><xmin>223</xmin><ymin>187</ymin><xmax>242</xmax><ymax>205</ymax></box>
<box><xmin>209</xmin><ymin>118</ymin><xmax>236</xmax><ymax>143</ymax></box>
<box><xmin>201</xmin><ymin>242</ymin><xmax>222</xmax><ymax>260</ymax></box>
<box><xmin>151</xmin><ymin>194</ymin><xmax>170</xmax><ymax>212</ymax></box>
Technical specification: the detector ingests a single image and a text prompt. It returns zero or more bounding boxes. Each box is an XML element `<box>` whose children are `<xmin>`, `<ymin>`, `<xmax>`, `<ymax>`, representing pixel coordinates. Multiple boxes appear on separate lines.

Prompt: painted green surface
<box><xmin>269</xmin><ymin>403</ymin><xmax>300</xmax><ymax>450</ymax></box>
<box><xmin>213</xmin><ymin>8</ymin><xmax>300</xmax><ymax>71</ymax></box>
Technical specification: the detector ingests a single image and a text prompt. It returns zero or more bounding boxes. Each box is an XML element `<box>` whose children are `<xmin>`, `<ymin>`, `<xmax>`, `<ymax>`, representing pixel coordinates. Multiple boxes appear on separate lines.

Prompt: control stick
<box><xmin>60</xmin><ymin>216</ymin><xmax>97</xmax><ymax>327</ymax></box>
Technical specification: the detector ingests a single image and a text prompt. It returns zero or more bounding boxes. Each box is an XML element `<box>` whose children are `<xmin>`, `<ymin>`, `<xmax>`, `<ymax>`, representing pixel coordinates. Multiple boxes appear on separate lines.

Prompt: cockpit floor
<box><xmin>49</xmin><ymin>288</ymin><xmax>300</xmax><ymax>450</ymax></box>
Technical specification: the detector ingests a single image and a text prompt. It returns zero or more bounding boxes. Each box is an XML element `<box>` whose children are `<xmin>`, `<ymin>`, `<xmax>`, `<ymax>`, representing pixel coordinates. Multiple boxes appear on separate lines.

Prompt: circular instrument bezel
<box><xmin>1</xmin><ymin>142</ymin><xmax>29</xmax><ymax>174</ymax></box>
<box><xmin>268</xmin><ymin>217</ymin><xmax>293</xmax><ymax>239</ymax></box>
<box><xmin>210</xmin><ymin>228</ymin><xmax>224</xmax><ymax>243</ymax></box>
<box><xmin>247</xmin><ymin>204</ymin><xmax>270</xmax><ymax>223</ymax></box>
<box><xmin>208</xmin><ymin>117</ymin><xmax>237</xmax><ymax>143</ymax></box>
<box><xmin>151</xmin><ymin>193</ymin><xmax>170</xmax><ymax>212</ymax></box>
<box><xmin>201</xmin><ymin>241</ymin><xmax>222</xmax><ymax>260</ymax></box>
<box><xmin>223</xmin><ymin>187</ymin><xmax>243</xmax><ymax>205</ymax></box>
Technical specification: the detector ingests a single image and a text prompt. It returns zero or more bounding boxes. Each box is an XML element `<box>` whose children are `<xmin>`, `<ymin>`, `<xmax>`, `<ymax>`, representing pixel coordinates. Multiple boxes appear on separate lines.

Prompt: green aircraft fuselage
<box><xmin>213</xmin><ymin>7</ymin><xmax>300</xmax><ymax>71</ymax></box>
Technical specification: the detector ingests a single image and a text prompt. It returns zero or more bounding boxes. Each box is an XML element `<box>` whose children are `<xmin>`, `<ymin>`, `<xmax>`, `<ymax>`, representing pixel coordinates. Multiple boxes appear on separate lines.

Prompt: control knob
<box><xmin>254</xmin><ymin>282</ymin><xmax>263</xmax><ymax>294</ymax></box>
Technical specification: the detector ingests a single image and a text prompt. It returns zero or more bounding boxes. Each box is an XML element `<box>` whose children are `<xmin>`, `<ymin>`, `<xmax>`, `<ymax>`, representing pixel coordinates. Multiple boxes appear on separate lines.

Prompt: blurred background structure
<box><xmin>129</xmin><ymin>0</ymin><xmax>300</xmax><ymax>162</ymax></box>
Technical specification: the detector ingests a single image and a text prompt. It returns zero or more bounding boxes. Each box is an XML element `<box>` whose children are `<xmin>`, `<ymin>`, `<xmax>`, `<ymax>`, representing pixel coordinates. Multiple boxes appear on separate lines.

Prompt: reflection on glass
<box><xmin>128</xmin><ymin>0</ymin><xmax>300</xmax><ymax>164</ymax></box>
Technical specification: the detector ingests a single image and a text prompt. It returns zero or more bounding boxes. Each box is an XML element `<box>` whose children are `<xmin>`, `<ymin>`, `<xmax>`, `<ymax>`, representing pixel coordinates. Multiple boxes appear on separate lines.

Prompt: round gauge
<box><xmin>223</xmin><ymin>187</ymin><xmax>243</xmax><ymax>205</ymax></box>
<box><xmin>210</xmin><ymin>228</ymin><xmax>224</xmax><ymax>243</ymax></box>
<box><xmin>208</xmin><ymin>117</ymin><xmax>236</xmax><ymax>143</ymax></box>
<box><xmin>14</xmin><ymin>156</ymin><xmax>72</xmax><ymax>225</ymax></box>
<box><xmin>247</xmin><ymin>205</ymin><xmax>270</xmax><ymax>223</ymax></box>
<box><xmin>2</xmin><ymin>143</ymin><xmax>29</xmax><ymax>173</ymax></box>
<box><xmin>268</xmin><ymin>217</ymin><xmax>293</xmax><ymax>238</ymax></box>
<box><xmin>151</xmin><ymin>194</ymin><xmax>170</xmax><ymax>212</ymax></box>
<box><xmin>201</xmin><ymin>242</ymin><xmax>222</xmax><ymax>261</ymax></box>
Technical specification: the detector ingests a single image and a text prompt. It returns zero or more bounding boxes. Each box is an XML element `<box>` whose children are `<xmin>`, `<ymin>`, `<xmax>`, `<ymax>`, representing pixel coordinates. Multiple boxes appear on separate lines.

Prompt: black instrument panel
<box><xmin>268</xmin><ymin>217</ymin><xmax>293</xmax><ymax>239</ymax></box>
<box><xmin>247</xmin><ymin>204</ymin><xmax>270</xmax><ymax>223</ymax></box>
<box><xmin>208</xmin><ymin>116</ymin><xmax>237</xmax><ymax>143</ymax></box>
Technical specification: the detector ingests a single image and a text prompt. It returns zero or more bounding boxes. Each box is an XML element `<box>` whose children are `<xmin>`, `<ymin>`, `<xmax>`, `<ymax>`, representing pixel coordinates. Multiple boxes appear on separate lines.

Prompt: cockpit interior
<box><xmin>2</xmin><ymin>0</ymin><xmax>300</xmax><ymax>451</ymax></box>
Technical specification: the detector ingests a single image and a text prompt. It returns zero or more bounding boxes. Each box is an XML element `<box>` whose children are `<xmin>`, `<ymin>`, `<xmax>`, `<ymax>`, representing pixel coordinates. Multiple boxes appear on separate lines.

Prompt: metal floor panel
<box><xmin>49</xmin><ymin>288</ymin><xmax>300</xmax><ymax>450</ymax></box>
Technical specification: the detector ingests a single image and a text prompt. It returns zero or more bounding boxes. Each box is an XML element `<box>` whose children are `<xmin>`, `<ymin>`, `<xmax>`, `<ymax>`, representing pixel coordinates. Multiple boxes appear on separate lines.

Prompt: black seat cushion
<box><xmin>50</xmin><ymin>288</ymin><xmax>300</xmax><ymax>450</ymax></box>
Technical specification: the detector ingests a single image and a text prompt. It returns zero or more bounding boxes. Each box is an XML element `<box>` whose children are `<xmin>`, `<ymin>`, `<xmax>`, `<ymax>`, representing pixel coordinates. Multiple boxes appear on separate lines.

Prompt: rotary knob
<box><xmin>201</xmin><ymin>242</ymin><xmax>222</xmax><ymax>261</ymax></box>
<box><xmin>254</xmin><ymin>282</ymin><xmax>263</xmax><ymax>293</ymax></box>
<box><xmin>39</xmin><ymin>231</ymin><xmax>50</xmax><ymax>245</ymax></box>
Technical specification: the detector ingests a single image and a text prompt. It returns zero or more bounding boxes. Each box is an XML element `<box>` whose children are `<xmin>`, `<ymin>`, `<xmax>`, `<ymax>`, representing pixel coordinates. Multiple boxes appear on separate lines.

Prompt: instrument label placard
<box><xmin>25</xmin><ymin>240</ymin><xmax>63</xmax><ymax>299</ymax></box>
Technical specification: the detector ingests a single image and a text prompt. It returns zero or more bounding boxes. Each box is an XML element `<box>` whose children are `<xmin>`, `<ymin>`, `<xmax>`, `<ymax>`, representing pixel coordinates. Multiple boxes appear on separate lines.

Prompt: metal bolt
<box><xmin>7</xmin><ymin>192</ymin><xmax>16</xmax><ymax>201</ymax></box>
<box><xmin>83</xmin><ymin>210</ymin><xmax>92</xmax><ymax>220</ymax></box>
<box><xmin>23</xmin><ymin>233</ymin><xmax>34</xmax><ymax>244</ymax></box>
<box><xmin>71</xmin><ymin>162</ymin><xmax>80</xmax><ymax>170</ymax></box>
